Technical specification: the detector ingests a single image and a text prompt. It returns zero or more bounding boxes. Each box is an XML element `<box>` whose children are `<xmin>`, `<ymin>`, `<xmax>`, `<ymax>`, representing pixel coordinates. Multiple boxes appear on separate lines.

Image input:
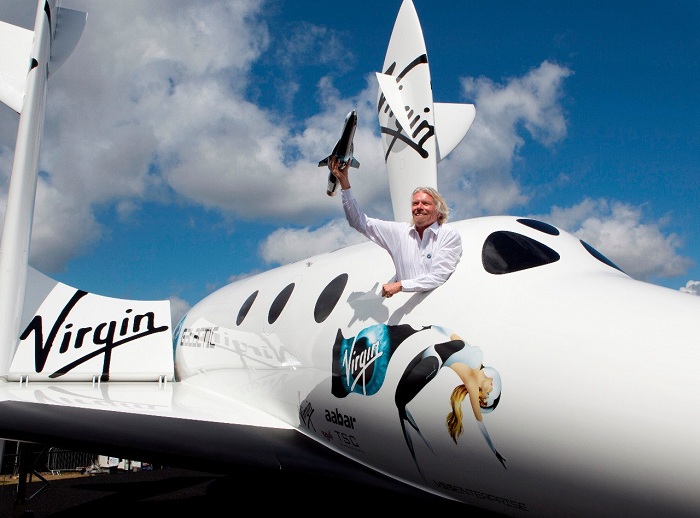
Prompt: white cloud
<box><xmin>13</xmin><ymin>0</ymin><xmax>278</xmax><ymax>271</ymax></box>
<box><xmin>680</xmin><ymin>280</ymin><xmax>700</xmax><ymax>296</ymax></box>
<box><xmin>32</xmin><ymin>0</ymin><xmax>391</xmax><ymax>247</ymax></box>
<box><xmin>259</xmin><ymin>218</ymin><xmax>366</xmax><ymax>266</ymax></box>
<box><xmin>540</xmin><ymin>198</ymin><xmax>694</xmax><ymax>281</ymax></box>
<box><xmin>435</xmin><ymin>61</ymin><xmax>573</xmax><ymax>220</ymax></box>
<box><xmin>1</xmin><ymin>1</ymin><xmax>347</xmax><ymax>271</ymax></box>
<box><xmin>30</xmin><ymin>180</ymin><xmax>103</xmax><ymax>272</ymax></box>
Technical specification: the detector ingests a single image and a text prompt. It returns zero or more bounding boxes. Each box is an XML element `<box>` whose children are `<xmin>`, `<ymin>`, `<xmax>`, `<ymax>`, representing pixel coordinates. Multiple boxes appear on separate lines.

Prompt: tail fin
<box><xmin>0</xmin><ymin>1</ymin><xmax>86</xmax><ymax>114</ymax></box>
<box><xmin>0</xmin><ymin>20</ymin><xmax>33</xmax><ymax>113</ymax></box>
<box><xmin>8</xmin><ymin>266</ymin><xmax>172</xmax><ymax>383</ymax></box>
<box><xmin>377</xmin><ymin>0</ymin><xmax>474</xmax><ymax>222</ymax></box>
<box><xmin>0</xmin><ymin>0</ymin><xmax>87</xmax><ymax>377</ymax></box>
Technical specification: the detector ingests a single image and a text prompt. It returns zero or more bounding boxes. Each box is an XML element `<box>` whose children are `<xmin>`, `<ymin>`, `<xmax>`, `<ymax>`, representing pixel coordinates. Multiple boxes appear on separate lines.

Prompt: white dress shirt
<box><xmin>341</xmin><ymin>188</ymin><xmax>462</xmax><ymax>292</ymax></box>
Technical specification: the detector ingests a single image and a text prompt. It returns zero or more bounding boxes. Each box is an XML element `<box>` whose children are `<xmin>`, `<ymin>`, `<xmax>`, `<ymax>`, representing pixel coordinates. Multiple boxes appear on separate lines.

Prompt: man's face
<box><xmin>411</xmin><ymin>191</ymin><xmax>439</xmax><ymax>228</ymax></box>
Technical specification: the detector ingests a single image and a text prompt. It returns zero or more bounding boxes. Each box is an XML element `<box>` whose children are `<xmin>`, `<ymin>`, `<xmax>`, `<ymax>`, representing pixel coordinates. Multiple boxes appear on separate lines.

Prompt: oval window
<box><xmin>314</xmin><ymin>274</ymin><xmax>348</xmax><ymax>323</ymax></box>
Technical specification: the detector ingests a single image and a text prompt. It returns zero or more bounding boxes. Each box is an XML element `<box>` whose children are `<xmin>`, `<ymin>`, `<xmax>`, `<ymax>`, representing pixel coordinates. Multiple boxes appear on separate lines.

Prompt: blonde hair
<box><xmin>412</xmin><ymin>186</ymin><xmax>450</xmax><ymax>224</ymax></box>
<box><xmin>446</xmin><ymin>384</ymin><xmax>468</xmax><ymax>443</ymax></box>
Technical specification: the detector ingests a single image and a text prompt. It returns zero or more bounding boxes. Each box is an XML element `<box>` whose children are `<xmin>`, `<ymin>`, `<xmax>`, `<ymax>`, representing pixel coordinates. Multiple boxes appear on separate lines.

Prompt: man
<box><xmin>330</xmin><ymin>156</ymin><xmax>462</xmax><ymax>298</ymax></box>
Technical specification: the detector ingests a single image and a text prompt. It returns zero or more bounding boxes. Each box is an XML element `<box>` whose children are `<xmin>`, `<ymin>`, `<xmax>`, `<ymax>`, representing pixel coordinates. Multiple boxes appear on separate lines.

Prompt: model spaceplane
<box><xmin>2</xmin><ymin>1</ymin><xmax>700</xmax><ymax>517</ymax></box>
<box><xmin>318</xmin><ymin>109</ymin><xmax>360</xmax><ymax>196</ymax></box>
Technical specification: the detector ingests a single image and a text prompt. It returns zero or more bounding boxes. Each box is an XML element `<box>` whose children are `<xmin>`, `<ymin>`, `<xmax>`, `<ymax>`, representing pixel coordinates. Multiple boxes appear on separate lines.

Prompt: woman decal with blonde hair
<box><xmin>394</xmin><ymin>326</ymin><xmax>505</xmax><ymax>476</ymax></box>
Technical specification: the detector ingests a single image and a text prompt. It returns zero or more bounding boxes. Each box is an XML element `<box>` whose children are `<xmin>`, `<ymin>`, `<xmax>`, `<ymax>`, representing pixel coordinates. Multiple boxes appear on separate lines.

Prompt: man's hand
<box><xmin>381</xmin><ymin>281</ymin><xmax>402</xmax><ymax>298</ymax></box>
<box><xmin>329</xmin><ymin>156</ymin><xmax>351</xmax><ymax>190</ymax></box>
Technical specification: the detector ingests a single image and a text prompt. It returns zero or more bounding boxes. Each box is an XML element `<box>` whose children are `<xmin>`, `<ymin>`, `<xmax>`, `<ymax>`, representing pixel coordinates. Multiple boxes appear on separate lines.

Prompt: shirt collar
<box><xmin>409</xmin><ymin>220</ymin><xmax>441</xmax><ymax>237</ymax></box>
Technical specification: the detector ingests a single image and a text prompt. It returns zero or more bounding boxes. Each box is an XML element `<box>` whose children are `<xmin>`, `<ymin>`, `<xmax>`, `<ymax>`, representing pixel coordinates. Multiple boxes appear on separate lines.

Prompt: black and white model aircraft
<box><xmin>318</xmin><ymin>109</ymin><xmax>360</xmax><ymax>196</ymax></box>
<box><xmin>2</xmin><ymin>1</ymin><xmax>700</xmax><ymax>517</ymax></box>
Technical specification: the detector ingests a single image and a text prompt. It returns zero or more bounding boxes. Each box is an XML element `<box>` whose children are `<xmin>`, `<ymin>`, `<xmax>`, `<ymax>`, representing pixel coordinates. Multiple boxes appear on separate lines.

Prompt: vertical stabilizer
<box><xmin>0</xmin><ymin>20</ymin><xmax>33</xmax><ymax>113</ymax></box>
<box><xmin>377</xmin><ymin>0</ymin><xmax>475</xmax><ymax>222</ymax></box>
<box><xmin>0</xmin><ymin>0</ymin><xmax>87</xmax><ymax>378</ymax></box>
<box><xmin>377</xmin><ymin>0</ymin><xmax>436</xmax><ymax>223</ymax></box>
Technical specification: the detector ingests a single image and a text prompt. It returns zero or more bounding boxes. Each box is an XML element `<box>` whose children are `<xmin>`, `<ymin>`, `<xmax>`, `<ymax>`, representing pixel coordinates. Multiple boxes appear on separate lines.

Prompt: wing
<box><xmin>0</xmin><ymin>266</ymin><xmax>429</xmax><ymax>495</ymax></box>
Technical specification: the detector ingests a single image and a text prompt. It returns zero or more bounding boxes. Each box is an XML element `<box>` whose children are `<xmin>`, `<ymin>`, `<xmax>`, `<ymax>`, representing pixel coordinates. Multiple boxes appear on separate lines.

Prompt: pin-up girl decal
<box><xmin>395</xmin><ymin>327</ymin><xmax>506</xmax><ymax>475</ymax></box>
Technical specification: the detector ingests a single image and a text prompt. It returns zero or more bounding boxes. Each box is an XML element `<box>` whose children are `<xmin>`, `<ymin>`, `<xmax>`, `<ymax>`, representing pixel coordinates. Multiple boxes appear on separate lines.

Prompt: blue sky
<box><xmin>1</xmin><ymin>0</ymin><xmax>699</xmax><ymax>325</ymax></box>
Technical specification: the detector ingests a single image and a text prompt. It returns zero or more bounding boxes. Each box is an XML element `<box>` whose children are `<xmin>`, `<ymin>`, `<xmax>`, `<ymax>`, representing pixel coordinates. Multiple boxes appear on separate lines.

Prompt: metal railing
<box><xmin>45</xmin><ymin>448</ymin><xmax>97</xmax><ymax>475</ymax></box>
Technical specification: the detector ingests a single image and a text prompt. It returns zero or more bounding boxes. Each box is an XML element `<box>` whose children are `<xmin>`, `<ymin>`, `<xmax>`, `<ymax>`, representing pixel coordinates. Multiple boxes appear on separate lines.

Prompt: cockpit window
<box><xmin>580</xmin><ymin>240</ymin><xmax>625</xmax><ymax>273</ymax></box>
<box><xmin>482</xmin><ymin>231</ymin><xmax>560</xmax><ymax>274</ymax></box>
<box><xmin>516</xmin><ymin>218</ymin><xmax>560</xmax><ymax>236</ymax></box>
